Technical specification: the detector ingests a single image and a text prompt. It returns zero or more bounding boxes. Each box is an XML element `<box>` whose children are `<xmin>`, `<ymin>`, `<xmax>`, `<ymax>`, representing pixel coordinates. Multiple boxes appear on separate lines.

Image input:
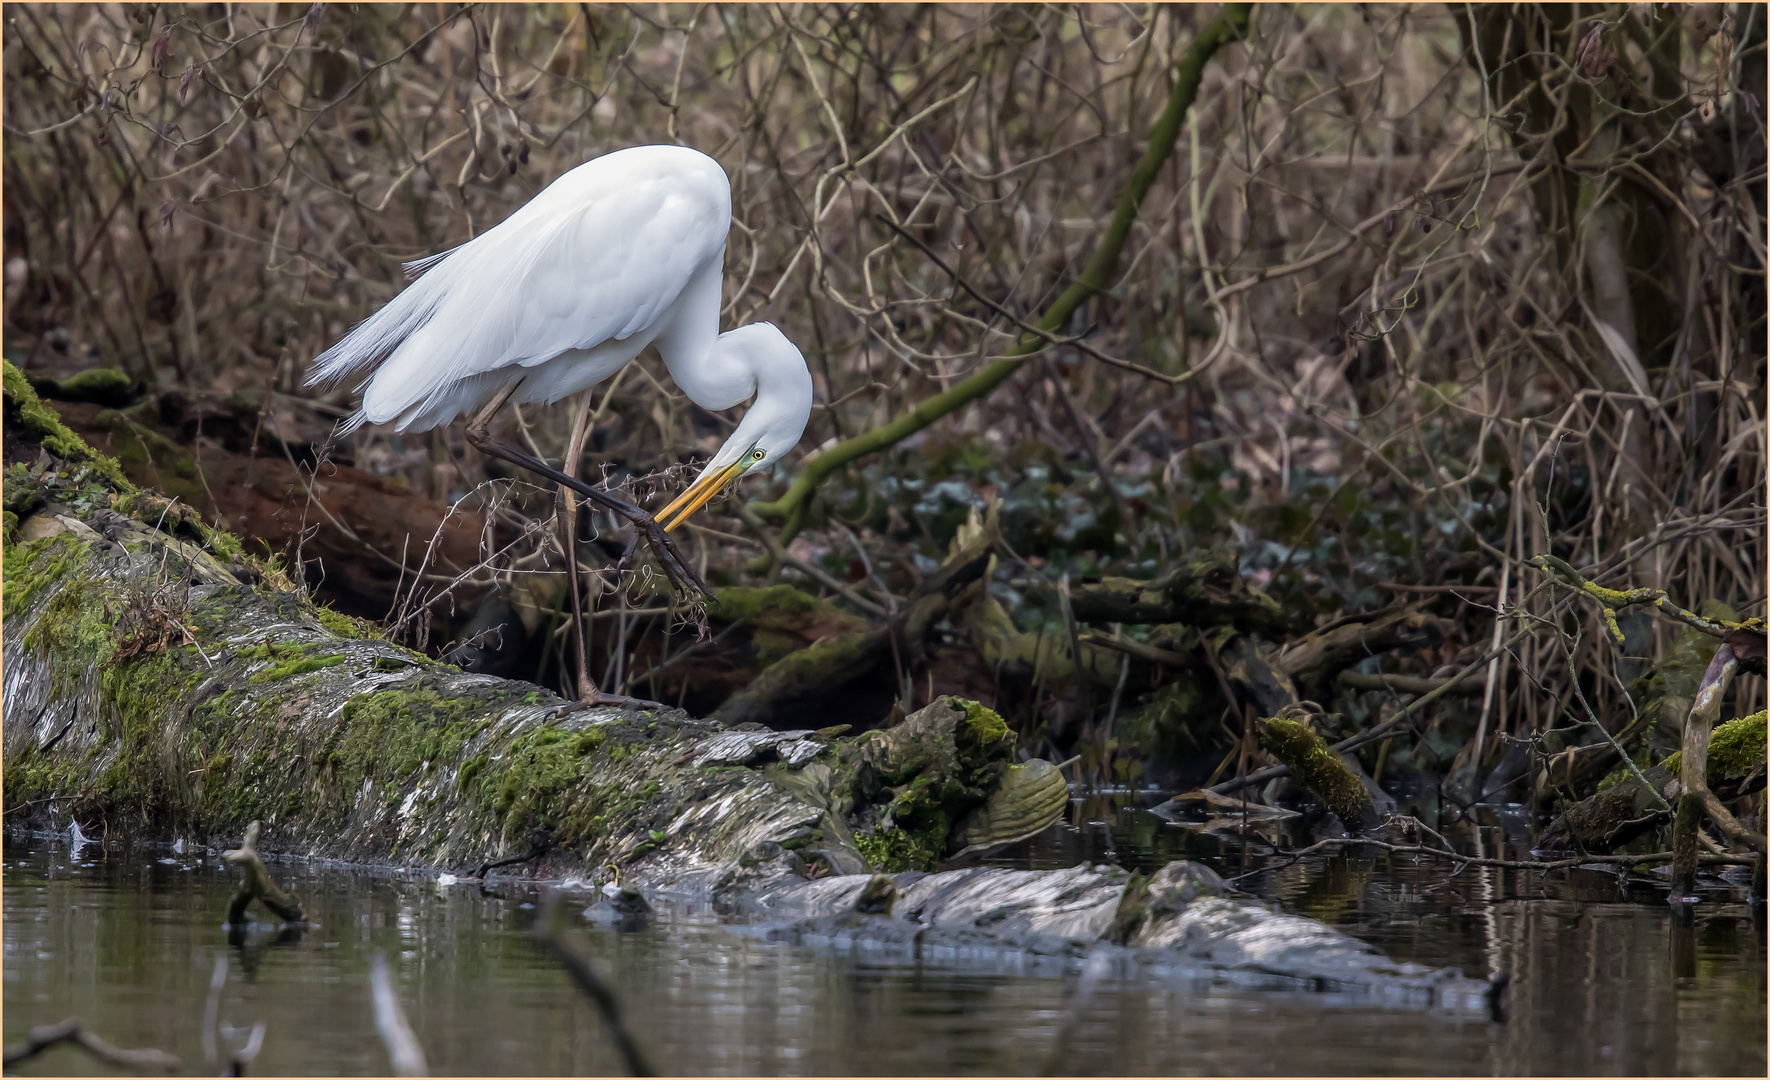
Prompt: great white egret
<box><xmin>308</xmin><ymin>144</ymin><xmax>813</xmax><ymax>606</ymax></box>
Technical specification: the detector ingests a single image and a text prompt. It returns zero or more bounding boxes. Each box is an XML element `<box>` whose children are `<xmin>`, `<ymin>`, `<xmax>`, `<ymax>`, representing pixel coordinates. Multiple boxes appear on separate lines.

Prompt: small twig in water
<box><xmin>534</xmin><ymin>890</ymin><xmax>656</xmax><ymax>1076</ymax></box>
<box><xmin>3</xmin><ymin>1018</ymin><xmax>180</xmax><ymax>1073</ymax></box>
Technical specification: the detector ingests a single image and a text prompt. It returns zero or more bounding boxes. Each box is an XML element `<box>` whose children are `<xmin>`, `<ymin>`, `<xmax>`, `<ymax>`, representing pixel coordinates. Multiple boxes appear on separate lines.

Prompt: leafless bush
<box><xmin>5</xmin><ymin>4</ymin><xmax>1763</xmax><ymax>773</ymax></box>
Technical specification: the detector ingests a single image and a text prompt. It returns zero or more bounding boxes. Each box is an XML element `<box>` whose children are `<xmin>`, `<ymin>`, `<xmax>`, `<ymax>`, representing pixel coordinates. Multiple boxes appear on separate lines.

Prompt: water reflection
<box><xmin>3</xmin><ymin>803</ymin><xmax>1763</xmax><ymax>1076</ymax></box>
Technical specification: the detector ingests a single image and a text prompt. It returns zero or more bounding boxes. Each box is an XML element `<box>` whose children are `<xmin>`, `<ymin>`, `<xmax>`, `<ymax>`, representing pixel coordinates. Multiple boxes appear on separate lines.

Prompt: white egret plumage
<box><xmin>307</xmin><ymin>145</ymin><xmax>813</xmax><ymax>606</ymax></box>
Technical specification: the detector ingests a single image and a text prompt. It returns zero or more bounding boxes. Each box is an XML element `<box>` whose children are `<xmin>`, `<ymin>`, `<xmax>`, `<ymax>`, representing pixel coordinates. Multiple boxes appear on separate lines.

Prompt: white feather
<box><xmin>310</xmin><ymin>145</ymin><xmax>732</xmax><ymax>431</ymax></box>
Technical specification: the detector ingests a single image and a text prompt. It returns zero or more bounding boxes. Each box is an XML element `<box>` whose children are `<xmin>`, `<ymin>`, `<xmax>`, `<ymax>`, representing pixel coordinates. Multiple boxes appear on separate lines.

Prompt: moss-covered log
<box><xmin>708</xmin><ymin>512</ymin><xmax>998</xmax><ymax>728</ymax></box>
<box><xmin>2</xmin><ymin>510</ymin><xmax>1051</xmax><ymax>879</ymax></box>
<box><xmin>1539</xmin><ymin>711</ymin><xmax>1766</xmax><ymax>852</ymax></box>
<box><xmin>1255</xmin><ymin>712</ymin><xmax>1380</xmax><ymax>830</ymax></box>
<box><xmin>3</xmin><ymin>365</ymin><xmax>1509</xmax><ymax>1002</ymax></box>
<box><xmin>2</xmin><ymin>365</ymin><xmax>1062</xmax><ymax>883</ymax></box>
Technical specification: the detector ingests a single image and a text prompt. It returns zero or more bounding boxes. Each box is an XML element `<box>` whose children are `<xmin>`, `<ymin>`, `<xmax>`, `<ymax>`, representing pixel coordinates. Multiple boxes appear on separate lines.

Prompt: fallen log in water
<box><xmin>6</xmin><ymin>363</ymin><xmax>1057</xmax><ymax>879</ymax></box>
<box><xmin>726</xmin><ymin>861</ymin><xmax>1493</xmax><ymax>1008</ymax></box>
<box><xmin>1538</xmin><ymin>711</ymin><xmax>1766</xmax><ymax>853</ymax></box>
<box><xmin>2</xmin><ymin>365</ymin><xmax>1495</xmax><ymax>1002</ymax></box>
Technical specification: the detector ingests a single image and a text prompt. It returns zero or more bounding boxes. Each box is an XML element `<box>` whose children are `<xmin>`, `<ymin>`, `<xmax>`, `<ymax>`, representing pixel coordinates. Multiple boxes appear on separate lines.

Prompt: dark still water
<box><xmin>5</xmin><ymin>800</ymin><xmax>1765</xmax><ymax>1076</ymax></box>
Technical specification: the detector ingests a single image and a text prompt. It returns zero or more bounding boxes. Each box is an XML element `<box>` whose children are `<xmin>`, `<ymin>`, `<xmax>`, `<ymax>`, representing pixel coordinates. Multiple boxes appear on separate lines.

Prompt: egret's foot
<box><xmin>553</xmin><ymin>691</ymin><xmax>669</xmax><ymax>716</ymax></box>
<box><xmin>617</xmin><ymin>513</ymin><xmax>712</xmax><ymax>599</ymax></box>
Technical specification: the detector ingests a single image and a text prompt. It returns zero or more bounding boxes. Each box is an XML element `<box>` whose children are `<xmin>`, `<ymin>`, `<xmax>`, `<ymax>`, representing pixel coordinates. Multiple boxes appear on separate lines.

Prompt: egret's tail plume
<box><xmin>305</xmin><ymin>253</ymin><xmax>456</xmax><ymax>391</ymax></box>
<box><xmin>331</xmin><ymin>409</ymin><xmax>370</xmax><ymax>437</ymax></box>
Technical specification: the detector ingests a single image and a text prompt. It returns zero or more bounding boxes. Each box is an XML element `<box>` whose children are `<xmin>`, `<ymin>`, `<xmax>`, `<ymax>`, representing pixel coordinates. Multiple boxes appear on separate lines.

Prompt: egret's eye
<box><xmin>751</xmin><ymin>449</ymin><xmax>766</xmax><ymax>462</ymax></box>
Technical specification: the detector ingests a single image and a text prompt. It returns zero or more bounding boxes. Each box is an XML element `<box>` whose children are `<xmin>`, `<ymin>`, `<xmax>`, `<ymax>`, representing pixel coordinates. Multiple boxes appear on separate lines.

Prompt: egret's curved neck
<box><xmin>652</xmin><ymin>255</ymin><xmax>755</xmax><ymax>411</ymax></box>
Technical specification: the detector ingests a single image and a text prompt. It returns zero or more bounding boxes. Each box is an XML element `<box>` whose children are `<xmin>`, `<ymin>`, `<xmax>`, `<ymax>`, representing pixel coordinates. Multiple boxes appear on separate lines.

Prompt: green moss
<box><xmin>92</xmin><ymin>646</ymin><xmax>207</xmax><ymax>818</ymax></box>
<box><xmin>250</xmin><ymin>654</ymin><xmax>347</xmax><ymax>682</ymax></box>
<box><xmin>708</xmin><ymin>584</ymin><xmax>869</xmax><ymax>667</ymax></box>
<box><xmin>331</xmin><ymin>686</ymin><xmax>491</xmax><ymax>792</ymax></box>
<box><xmin>1596</xmin><ymin>747</ymin><xmax>1652</xmax><ymax>792</ymax></box>
<box><xmin>708</xmin><ymin>583</ymin><xmax>823</xmax><ymax>623</ymax></box>
<box><xmin>1659</xmin><ymin>711</ymin><xmax>1767</xmax><ymax>780</ymax></box>
<box><xmin>2</xmin><ymin>360</ymin><xmax>133</xmax><ymax>490</ymax></box>
<box><xmin>1709</xmin><ymin>710</ymin><xmax>1767</xmax><ymax>777</ymax></box>
<box><xmin>952</xmin><ymin>697</ymin><xmax>1010</xmax><ymax>753</ymax></box>
<box><xmin>315</xmin><ymin>606</ymin><xmax>380</xmax><ymax>640</ymax></box>
<box><xmin>3</xmin><ymin>746</ymin><xmax>86</xmax><ymax>807</ymax></box>
<box><xmin>1257</xmin><ymin>714</ymin><xmax>1373</xmax><ymax>826</ymax></box>
<box><xmin>490</xmin><ymin>723</ymin><xmax>603</xmax><ymax>844</ymax></box>
<box><xmin>854</xmin><ymin>818</ymin><xmax>949</xmax><ymax>873</ymax></box>
<box><xmin>46</xmin><ymin>368</ymin><xmax>136</xmax><ymax>406</ymax></box>
<box><xmin>3</xmin><ymin>531</ymin><xmax>93</xmax><ymax>618</ymax></box>
<box><xmin>577</xmin><ymin>729</ymin><xmax>606</xmax><ymax>754</ymax></box>
<box><xmin>458</xmin><ymin>754</ymin><xmax>489</xmax><ymax>789</ymax></box>
<box><xmin>17</xmin><ymin>567</ymin><xmax>128</xmax><ymax>701</ymax></box>
<box><xmin>4</xmin><ymin>462</ymin><xmax>46</xmax><ymax>517</ymax></box>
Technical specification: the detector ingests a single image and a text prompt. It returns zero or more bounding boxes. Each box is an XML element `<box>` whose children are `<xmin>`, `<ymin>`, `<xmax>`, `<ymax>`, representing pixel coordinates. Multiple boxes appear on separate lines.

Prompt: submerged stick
<box><xmin>1039</xmin><ymin>951</ymin><xmax>1112</xmax><ymax>1076</ymax></box>
<box><xmin>2</xmin><ymin>1018</ymin><xmax>180</xmax><ymax>1073</ymax></box>
<box><xmin>223</xmin><ymin>821</ymin><xmax>305</xmax><ymax>925</ymax></box>
<box><xmin>534</xmin><ymin>891</ymin><xmax>656</xmax><ymax>1076</ymax></box>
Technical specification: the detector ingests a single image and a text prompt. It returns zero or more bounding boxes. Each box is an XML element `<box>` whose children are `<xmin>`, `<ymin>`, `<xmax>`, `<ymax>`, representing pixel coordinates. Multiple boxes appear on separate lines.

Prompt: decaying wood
<box><xmin>1255</xmin><ymin>710</ymin><xmax>1380</xmax><ymax>830</ymax></box>
<box><xmin>1539</xmin><ymin>709</ymin><xmax>1766</xmax><ymax>853</ymax></box>
<box><xmin>223</xmin><ymin>820</ymin><xmax>307</xmax><ymax>925</ymax></box>
<box><xmin>1064</xmin><ymin>552</ymin><xmax>1291</xmax><ymax>631</ymax></box>
<box><xmin>53</xmin><ymin>398</ymin><xmax>493</xmax><ymax>621</ymax></box>
<box><xmin>709</xmin><ymin>508</ymin><xmax>999</xmax><ymax>727</ymax></box>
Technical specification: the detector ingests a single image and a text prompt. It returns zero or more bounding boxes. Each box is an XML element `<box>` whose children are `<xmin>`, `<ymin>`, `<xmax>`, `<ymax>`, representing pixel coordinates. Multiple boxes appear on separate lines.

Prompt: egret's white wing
<box><xmin>310</xmin><ymin>145</ymin><xmax>731</xmax><ymax>430</ymax></box>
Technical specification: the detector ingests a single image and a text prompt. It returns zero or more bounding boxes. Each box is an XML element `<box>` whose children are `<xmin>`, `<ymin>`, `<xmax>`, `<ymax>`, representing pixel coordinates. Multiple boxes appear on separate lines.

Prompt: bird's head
<box><xmin>655</xmin><ymin>323</ymin><xmax>811</xmax><ymax>532</ymax></box>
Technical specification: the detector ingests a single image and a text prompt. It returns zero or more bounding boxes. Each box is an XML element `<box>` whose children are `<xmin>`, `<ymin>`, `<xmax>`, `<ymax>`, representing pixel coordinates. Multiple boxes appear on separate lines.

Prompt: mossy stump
<box><xmin>1257</xmin><ymin>714</ymin><xmax>1380</xmax><ymax>830</ymax></box>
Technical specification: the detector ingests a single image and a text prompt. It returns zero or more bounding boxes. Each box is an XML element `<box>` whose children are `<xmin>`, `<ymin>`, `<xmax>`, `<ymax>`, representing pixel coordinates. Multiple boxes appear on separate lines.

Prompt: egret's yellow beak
<box><xmin>656</xmin><ymin>459</ymin><xmax>748</xmax><ymax>532</ymax></box>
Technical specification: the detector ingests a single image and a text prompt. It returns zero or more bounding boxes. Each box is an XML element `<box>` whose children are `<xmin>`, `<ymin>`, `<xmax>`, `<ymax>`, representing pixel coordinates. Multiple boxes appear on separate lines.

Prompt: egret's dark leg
<box><xmin>460</xmin><ymin>384</ymin><xmax>672</xmax><ymax>708</ymax></box>
<box><xmin>462</xmin><ymin>393</ymin><xmax>711</xmax><ymax>600</ymax></box>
